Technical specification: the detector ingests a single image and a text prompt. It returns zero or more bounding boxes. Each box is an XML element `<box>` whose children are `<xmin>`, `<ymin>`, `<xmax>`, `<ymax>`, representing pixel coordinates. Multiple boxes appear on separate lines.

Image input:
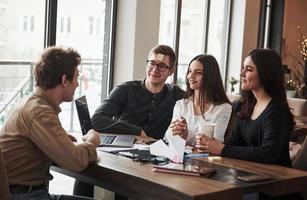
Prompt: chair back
<box><xmin>0</xmin><ymin>147</ymin><xmax>11</xmax><ymax>200</ymax></box>
<box><xmin>287</xmin><ymin>97</ymin><xmax>307</xmax><ymax>116</ymax></box>
<box><xmin>292</xmin><ymin>136</ymin><xmax>307</xmax><ymax>171</ymax></box>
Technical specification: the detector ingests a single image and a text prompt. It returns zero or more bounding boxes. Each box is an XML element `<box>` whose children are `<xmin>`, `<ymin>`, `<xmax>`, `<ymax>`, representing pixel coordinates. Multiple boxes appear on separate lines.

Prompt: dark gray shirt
<box><xmin>92</xmin><ymin>79</ymin><xmax>184</xmax><ymax>139</ymax></box>
<box><xmin>222</xmin><ymin>100</ymin><xmax>292</xmax><ymax>167</ymax></box>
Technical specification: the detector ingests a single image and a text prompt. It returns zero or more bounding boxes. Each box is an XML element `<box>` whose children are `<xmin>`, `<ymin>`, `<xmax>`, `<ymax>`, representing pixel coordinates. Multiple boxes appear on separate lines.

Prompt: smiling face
<box><xmin>187</xmin><ymin>60</ymin><xmax>203</xmax><ymax>90</ymax></box>
<box><xmin>146</xmin><ymin>53</ymin><xmax>174</xmax><ymax>86</ymax></box>
<box><xmin>240</xmin><ymin>56</ymin><xmax>262</xmax><ymax>91</ymax></box>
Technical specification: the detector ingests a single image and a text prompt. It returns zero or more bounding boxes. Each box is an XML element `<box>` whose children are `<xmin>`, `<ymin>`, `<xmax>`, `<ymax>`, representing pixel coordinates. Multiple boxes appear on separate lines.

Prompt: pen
<box><xmin>184</xmin><ymin>153</ymin><xmax>209</xmax><ymax>158</ymax></box>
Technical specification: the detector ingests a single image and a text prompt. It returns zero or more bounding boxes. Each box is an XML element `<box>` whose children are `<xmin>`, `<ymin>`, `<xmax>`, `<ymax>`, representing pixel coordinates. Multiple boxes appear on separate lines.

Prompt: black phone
<box><xmin>237</xmin><ymin>174</ymin><xmax>273</xmax><ymax>182</ymax></box>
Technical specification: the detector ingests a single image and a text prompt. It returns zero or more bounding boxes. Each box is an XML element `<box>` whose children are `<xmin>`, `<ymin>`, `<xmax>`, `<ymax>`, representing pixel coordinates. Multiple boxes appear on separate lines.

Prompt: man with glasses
<box><xmin>92</xmin><ymin>44</ymin><xmax>184</xmax><ymax>139</ymax></box>
<box><xmin>73</xmin><ymin>44</ymin><xmax>184</xmax><ymax>198</ymax></box>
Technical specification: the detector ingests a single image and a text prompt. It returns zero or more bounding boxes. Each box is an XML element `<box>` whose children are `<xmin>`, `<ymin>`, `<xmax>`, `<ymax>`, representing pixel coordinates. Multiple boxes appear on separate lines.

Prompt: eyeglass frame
<box><xmin>146</xmin><ymin>60</ymin><xmax>172</xmax><ymax>72</ymax></box>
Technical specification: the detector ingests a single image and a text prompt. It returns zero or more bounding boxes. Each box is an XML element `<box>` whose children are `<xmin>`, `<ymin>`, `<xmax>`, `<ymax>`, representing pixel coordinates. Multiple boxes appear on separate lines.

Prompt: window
<box><xmin>159</xmin><ymin>0</ymin><xmax>176</xmax><ymax>48</ymax></box>
<box><xmin>22</xmin><ymin>15</ymin><xmax>35</xmax><ymax>32</ymax></box>
<box><xmin>0</xmin><ymin>0</ymin><xmax>115</xmax><ymax>131</ymax></box>
<box><xmin>59</xmin><ymin>17</ymin><xmax>71</xmax><ymax>33</ymax></box>
<box><xmin>159</xmin><ymin>0</ymin><xmax>231</xmax><ymax>88</ymax></box>
<box><xmin>207</xmin><ymin>0</ymin><xmax>231</xmax><ymax>80</ymax></box>
<box><xmin>56</xmin><ymin>0</ymin><xmax>114</xmax><ymax>131</ymax></box>
<box><xmin>0</xmin><ymin>0</ymin><xmax>45</xmax><ymax>126</ymax></box>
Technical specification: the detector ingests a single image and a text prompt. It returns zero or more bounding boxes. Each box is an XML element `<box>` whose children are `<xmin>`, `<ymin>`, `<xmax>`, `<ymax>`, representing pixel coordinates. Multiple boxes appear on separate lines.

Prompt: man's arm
<box><xmin>91</xmin><ymin>84</ymin><xmax>143</xmax><ymax>135</ymax></box>
<box><xmin>30</xmin><ymin>109</ymin><xmax>98</xmax><ymax>172</ymax></box>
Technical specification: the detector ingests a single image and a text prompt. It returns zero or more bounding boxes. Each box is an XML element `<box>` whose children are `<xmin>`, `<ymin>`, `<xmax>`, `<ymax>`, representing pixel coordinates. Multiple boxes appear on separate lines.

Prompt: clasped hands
<box><xmin>171</xmin><ymin>117</ymin><xmax>224</xmax><ymax>155</ymax></box>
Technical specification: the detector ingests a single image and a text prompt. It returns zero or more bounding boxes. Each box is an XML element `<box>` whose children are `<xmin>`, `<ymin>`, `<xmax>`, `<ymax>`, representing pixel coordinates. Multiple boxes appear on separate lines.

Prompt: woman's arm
<box><xmin>222</xmin><ymin>104</ymin><xmax>290</xmax><ymax>163</ymax></box>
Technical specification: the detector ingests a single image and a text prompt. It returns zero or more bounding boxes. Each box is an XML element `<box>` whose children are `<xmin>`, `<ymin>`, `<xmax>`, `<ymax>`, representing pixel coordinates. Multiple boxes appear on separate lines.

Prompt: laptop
<box><xmin>75</xmin><ymin>96</ymin><xmax>136</xmax><ymax>147</ymax></box>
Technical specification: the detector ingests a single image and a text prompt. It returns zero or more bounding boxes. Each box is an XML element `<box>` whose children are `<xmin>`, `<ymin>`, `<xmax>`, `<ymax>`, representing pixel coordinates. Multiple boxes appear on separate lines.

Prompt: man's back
<box><xmin>0</xmin><ymin>88</ymin><xmax>97</xmax><ymax>186</ymax></box>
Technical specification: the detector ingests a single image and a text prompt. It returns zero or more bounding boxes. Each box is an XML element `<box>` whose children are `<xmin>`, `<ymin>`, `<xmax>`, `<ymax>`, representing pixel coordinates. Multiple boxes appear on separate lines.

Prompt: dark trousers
<box><xmin>73</xmin><ymin>180</ymin><xmax>129</xmax><ymax>200</ymax></box>
<box><xmin>73</xmin><ymin>180</ymin><xmax>94</xmax><ymax>198</ymax></box>
<box><xmin>260</xmin><ymin>193</ymin><xmax>303</xmax><ymax>200</ymax></box>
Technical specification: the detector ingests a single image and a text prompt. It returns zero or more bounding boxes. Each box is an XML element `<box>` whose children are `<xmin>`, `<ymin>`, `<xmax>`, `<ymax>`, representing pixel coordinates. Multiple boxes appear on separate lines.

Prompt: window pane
<box><xmin>177</xmin><ymin>0</ymin><xmax>207</xmax><ymax>88</ymax></box>
<box><xmin>0</xmin><ymin>0</ymin><xmax>45</xmax><ymax>127</ymax></box>
<box><xmin>56</xmin><ymin>0</ymin><xmax>111</xmax><ymax>131</ymax></box>
<box><xmin>159</xmin><ymin>0</ymin><xmax>176</xmax><ymax>48</ymax></box>
<box><xmin>207</xmin><ymin>0</ymin><xmax>230</xmax><ymax>80</ymax></box>
<box><xmin>159</xmin><ymin>0</ymin><xmax>176</xmax><ymax>84</ymax></box>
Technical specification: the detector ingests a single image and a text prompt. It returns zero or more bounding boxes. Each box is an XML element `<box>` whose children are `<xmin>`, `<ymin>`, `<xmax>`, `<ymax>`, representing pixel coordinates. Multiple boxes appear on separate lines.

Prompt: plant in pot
<box><xmin>285</xmin><ymin>79</ymin><xmax>297</xmax><ymax>98</ymax></box>
<box><xmin>228</xmin><ymin>77</ymin><xmax>239</xmax><ymax>94</ymax></box>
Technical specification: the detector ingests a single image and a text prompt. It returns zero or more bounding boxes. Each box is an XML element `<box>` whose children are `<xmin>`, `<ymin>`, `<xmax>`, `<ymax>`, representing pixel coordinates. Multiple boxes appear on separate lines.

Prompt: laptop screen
<box><xmin>75</xmin><ymin>96</ymin><xmax>93</xmax><ymax>135</ymax></box>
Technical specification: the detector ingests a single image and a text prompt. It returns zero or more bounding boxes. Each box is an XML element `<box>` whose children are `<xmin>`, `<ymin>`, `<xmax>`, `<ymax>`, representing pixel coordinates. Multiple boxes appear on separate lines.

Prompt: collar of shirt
<box><xmin>33</xmin><ymin>87</ymin><xmax>61</xmax><ymax>114</ymax></box>
<box><xmin>141</xmin><ymin>78</ymin><xmax>168</xmax><ymax>98</ymax></box>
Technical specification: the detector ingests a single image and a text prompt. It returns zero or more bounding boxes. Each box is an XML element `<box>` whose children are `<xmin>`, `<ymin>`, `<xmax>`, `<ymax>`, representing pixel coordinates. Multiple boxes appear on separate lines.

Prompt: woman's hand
<box><xmin>170</xmin><ymin>117</ymin><xmax>188</xmax><ymax>140</ymax></box>
<box><xmin>195</xmin><ymin>134</ymin><xmax>225</xmax><ymax>155</ymax></box>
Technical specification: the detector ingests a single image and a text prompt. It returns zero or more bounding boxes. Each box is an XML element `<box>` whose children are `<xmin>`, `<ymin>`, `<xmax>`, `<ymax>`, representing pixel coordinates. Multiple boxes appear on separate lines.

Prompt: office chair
<box><xmin>292</xmin><ymin>132</ymin><xmax>307</xmax><ymax>171</ymax></box>
<box><xmin>0</xmin><ymin>147</ymin><xmax>11</xmax><ymax>200</ymax></box>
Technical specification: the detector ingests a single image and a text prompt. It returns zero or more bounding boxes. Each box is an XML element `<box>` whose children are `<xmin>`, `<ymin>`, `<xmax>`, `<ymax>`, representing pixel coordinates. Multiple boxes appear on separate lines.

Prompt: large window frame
<box><xmin>160</xmin><ymin>0</ymin><xmax>232</xmax><ymax>86</ymax></box>
<box><xmin>0</xmin><ymin>0</ymin><xmax>116</xmax><ymax>130</ymax></box>
<box><xmin>44</xmin><ymin>0</ymin><xmax>116</xmax><ymax>99</ymax></box>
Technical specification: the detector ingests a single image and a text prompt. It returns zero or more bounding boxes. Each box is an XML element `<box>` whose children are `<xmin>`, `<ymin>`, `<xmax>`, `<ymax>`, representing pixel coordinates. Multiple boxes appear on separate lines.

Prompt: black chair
<box><xmin>0</xmin><ymin>147</ymin><xmax>11</xmax><ymax>200</ymax></box>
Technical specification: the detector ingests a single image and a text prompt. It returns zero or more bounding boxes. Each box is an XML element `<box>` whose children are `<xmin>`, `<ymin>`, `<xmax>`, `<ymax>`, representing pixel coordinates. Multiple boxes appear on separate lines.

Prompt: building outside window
<box><xmin>0</xmin><ymin>0</ymin><xmax>114</xmax><ymax>132</ymax></box>
<box><xmin>56</xmin><ymin>0</ymin><xmax>110</xmax><ymax>131</ymax></box>
<box><xmin>159</xmin><ymin>0</ymin><xmax>231</xmax><ymax>88</ymax></box>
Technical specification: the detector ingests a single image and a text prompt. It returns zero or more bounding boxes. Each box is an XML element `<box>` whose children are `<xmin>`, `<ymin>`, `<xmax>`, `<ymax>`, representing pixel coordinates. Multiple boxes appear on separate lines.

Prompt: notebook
<box><xmin>152</xmin><ymin>162</ymin><xmax>217</xmax><ymax>176</ymax></box>
<box><xmin>75</xmin><ymin>96</ymin><xmax>136</xmax><ymax>147</ymax></box>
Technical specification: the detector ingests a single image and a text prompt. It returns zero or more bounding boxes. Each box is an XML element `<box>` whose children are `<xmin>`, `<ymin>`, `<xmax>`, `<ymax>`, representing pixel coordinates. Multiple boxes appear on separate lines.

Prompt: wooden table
<box><xmin>197</xmin><ymin>156</ymin><xmax>307</xmax><ymax>196</ymax></box>
<box><xmin>51</xmin><ymin>151</ymin><xmax>307</xmax><ymax>200</ymax></box>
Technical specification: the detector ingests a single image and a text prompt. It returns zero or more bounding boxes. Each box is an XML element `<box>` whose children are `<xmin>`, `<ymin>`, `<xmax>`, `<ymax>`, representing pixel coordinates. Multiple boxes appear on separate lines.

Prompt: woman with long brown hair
<box><xmin>165</xmin><ymin>54</ymin><xmax>231</xmax><ymax>144</ymax></box>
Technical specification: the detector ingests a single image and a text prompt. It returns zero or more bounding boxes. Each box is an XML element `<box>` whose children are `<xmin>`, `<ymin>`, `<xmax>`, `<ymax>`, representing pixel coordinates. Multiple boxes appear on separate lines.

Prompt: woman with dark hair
<box><xmin>196</xmin><ymin>49</ymin><xmax>294</xmax><ymax>167</ymax></box>
<box><xmin>165</xmin><ymin>54</ymin><xmax>232</xmax><ymax>144</ymax></box>
<box><xmin>195</xmin><ymin>49</ymin><xmax>294</xmax><ymax>169</ymax></box>
<box><xmin>195</xmin><ymin>49</ymin><xmax>303</xmax><ymax>200</ymax></box>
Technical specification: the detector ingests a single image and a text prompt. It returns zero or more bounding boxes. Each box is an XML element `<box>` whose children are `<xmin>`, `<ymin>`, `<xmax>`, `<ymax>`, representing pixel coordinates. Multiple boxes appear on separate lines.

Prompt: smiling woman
<box><xmin>165</xmin><ymin>54</ymin><xmax>232</xmax><ymax>145</ymax></box>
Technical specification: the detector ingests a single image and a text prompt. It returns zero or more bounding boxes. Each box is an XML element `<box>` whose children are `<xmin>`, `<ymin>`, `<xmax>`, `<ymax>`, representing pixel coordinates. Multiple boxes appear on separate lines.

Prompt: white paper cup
<box><xmin>198</xmin><ymin>123</ymin><xmax>215</xmax><ymax>138</ymax></box>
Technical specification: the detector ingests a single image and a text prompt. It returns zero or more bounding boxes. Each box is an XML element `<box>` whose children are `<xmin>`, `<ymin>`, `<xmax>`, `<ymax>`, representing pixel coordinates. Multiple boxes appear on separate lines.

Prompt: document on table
<box><xmin>149</xmin><ymin>134</ymin><xmax>186</xmax><ymax>163</ymax></box>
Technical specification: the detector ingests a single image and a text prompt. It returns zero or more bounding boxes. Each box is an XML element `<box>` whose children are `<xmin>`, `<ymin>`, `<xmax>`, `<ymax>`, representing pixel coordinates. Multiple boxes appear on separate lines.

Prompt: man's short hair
<box><xmin>148</xmin><ymin>44</ymin><xmax>176</xmax><ymax>68</ymax></box>
<box><xmin>34</xmin><ymin>46</ymin><xmax>81</xmax><ymax>90</ymax></box>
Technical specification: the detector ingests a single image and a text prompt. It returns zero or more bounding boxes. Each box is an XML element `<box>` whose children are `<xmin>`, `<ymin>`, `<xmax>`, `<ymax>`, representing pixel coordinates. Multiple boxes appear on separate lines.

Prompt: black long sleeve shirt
<box><xmin>222</xmin><ymin>100</ymin><xmax>292</xmax><ymax>167</ymax></box>
<box><xmin>91</xmin><ymin>79</ymin><xmax>184</xmax><ymax>139</ymax></box>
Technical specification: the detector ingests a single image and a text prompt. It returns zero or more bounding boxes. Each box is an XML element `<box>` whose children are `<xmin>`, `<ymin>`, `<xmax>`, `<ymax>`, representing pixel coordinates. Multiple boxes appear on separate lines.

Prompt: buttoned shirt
<box><xmin>92</xmin><ymin>79</ymin><xmax>184</xmax><ymax>139</ymax></box>
<box><xmin>0</xmin><ymin>88</ymin><xmax>97</xmax><ymax>186</ymax></box>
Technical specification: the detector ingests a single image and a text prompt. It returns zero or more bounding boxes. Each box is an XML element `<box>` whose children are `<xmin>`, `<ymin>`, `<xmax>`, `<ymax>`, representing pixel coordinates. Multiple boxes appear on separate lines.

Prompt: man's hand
<box><xmin>137</xmin><ymin>130</ymin><xmax>156</xmax><ymax>144</ymax></box>
<box><xmin>67</xmin><ymin>134</ymin><xmax>77</xmax><ymax>142</ymax></box>
<box><xmin>140</xmin><ymin>130</ymin><xmax>148</xmax><ymax>137</ymax></box>
<box><xmin>82</xmin><ymin>129</ymin><xmax>101</xmax><ymax>147</ymax></box>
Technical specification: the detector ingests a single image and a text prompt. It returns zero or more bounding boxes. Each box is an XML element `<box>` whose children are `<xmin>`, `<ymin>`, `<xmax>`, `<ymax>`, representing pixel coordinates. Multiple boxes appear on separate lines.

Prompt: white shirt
<box><xmin>165</xmin><ymin>98</ymin><xmax>232</xmax><ymax>145</ymax></box>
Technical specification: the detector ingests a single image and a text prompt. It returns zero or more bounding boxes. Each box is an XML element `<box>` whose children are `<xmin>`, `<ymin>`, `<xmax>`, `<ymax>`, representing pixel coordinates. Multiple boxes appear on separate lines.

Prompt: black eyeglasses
<box><xmin>146</xmin><ymin>60</ymin><xmax>171</xmax><ymax>72</ymax></box>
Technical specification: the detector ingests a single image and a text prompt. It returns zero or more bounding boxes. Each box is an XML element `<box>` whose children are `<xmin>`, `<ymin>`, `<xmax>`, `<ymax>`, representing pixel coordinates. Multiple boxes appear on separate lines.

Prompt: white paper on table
<box><xmin>168</xmin><ymin>133</ymin><xmax>186</xmax><ymax>162</ymax></box>
<box><xmin>149</xmin><ymin>135</ymin><xmax>186</xmax><ymax>163</ymax></box>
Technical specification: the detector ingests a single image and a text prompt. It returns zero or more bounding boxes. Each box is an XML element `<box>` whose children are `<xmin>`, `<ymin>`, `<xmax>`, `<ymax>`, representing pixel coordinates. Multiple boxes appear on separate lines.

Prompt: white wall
<box><xmin>113</xmin><ymin>0</ymin><xmax>160</xmax><ymax>86</ymax></box>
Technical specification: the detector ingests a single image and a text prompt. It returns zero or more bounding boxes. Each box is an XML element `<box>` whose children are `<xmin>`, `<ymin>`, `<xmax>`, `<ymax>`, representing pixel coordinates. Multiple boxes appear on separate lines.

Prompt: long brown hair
<box><xmin>238</xmin><ymin>49</ymin><xmax>294</xmax><ymax>130</ymax></box>
<box><xmin>185</xmin><ymin>54</ymin><xmax>230</xmax><ymax>116</ymax></box>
